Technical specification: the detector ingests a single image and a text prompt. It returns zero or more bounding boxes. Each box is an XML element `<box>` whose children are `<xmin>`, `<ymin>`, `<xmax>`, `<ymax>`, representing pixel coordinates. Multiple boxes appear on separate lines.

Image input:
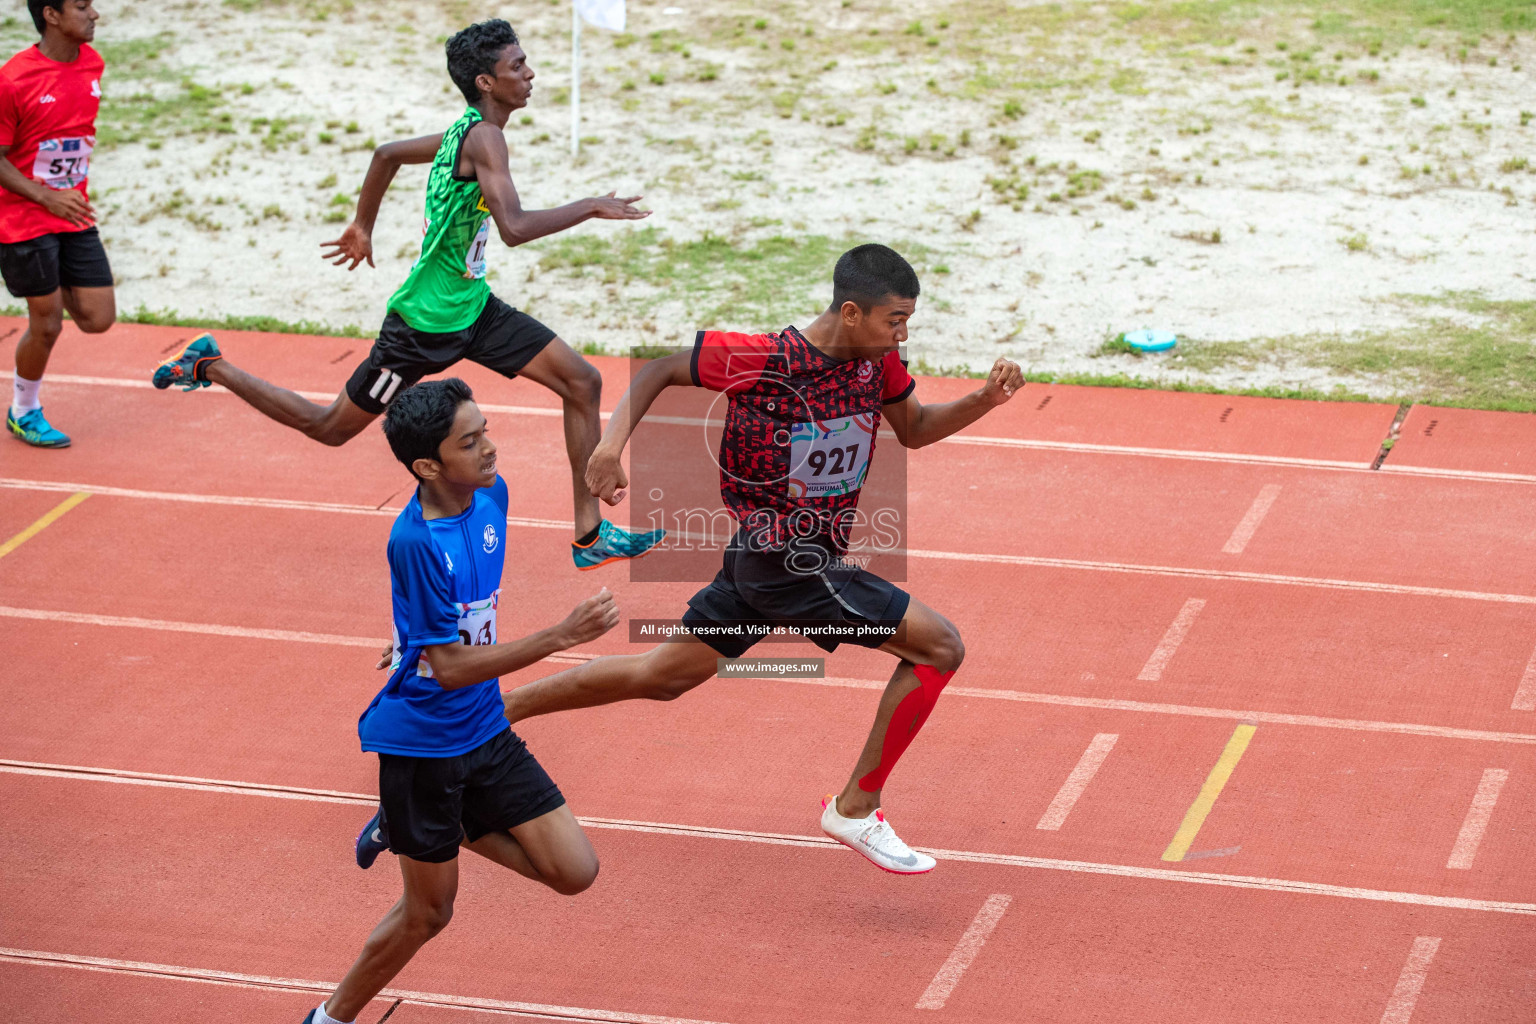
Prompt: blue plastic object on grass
<box><xmin>1123</xmin><ymin>329</ymin><xmax>1177</xmax><ymax>352</ymax></box>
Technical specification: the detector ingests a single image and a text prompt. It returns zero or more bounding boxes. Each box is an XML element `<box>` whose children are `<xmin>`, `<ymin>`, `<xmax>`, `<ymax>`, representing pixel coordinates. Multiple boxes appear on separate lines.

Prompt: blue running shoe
<box><xmin>300</xmin><ymin>1012</ymin><xmax>318</xmax><ymax>1024</ymax></box>
<box><xmin>152</xmin><ymin>333</ymin><xmax>221</xmax><ymax>391</ymax></box>
<box><xmin>6</xmin><ymin>406</ymin><xmax>70</xmax><ymax>448</ymax></box>
<box><xmin>573</xmin><ymin>519</ymin><xmax>666</xmax><ymax>571</ymax></box>
<box><xmin>355</xmin><ymin>806</ymin><xmax>389</xmax><ymax>869</ymax></box>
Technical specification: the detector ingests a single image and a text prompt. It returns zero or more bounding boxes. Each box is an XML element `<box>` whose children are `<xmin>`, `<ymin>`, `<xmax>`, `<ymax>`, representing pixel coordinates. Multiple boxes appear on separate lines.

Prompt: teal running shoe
<box><xmin>6</xmin><ymin>406</ymin><xmax>70</xmax><ymax>448</ymax></box>
<box><xmin>152</xmin><ymin>332</ymin><xmax>221</xmax><ymax>391</ymax></box>
<box><xmin>573</xmin><ymin>519</ymin><xmax>666</xmax><ymax>571</ymax></box>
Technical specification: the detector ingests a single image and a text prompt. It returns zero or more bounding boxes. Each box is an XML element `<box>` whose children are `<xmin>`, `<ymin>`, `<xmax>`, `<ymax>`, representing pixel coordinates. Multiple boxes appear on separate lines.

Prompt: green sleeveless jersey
<box><xmin>387</xmin><ymin>108</ymin><xmax>494</xmax><ymax>333</ymax></box>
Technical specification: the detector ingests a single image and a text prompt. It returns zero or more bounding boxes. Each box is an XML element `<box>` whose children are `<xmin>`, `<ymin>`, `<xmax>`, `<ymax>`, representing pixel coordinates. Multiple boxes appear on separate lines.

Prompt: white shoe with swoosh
<box><xmin>820</xmin><ymin>794</ymin><xmax>936</xmax><ymax>874</ymax></box>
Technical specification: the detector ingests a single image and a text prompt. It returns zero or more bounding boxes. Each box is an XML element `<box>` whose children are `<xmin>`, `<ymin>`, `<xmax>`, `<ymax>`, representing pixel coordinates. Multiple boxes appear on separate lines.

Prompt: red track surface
<box><xmin>3</xmin><ymin>323</ymin><xmax>1534</xmax><ymax>1022</ymax></box>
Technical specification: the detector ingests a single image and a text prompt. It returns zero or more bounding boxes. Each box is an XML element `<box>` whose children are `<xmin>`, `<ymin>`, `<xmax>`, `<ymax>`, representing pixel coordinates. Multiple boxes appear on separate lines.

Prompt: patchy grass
<box><xmin>122</xmin><ymin>304</ymin><xmax>373</xmax><ymax>337</ymax></box>
<box><xmin>530</xmin><ymin>227</ymin><xmax>947</xmax><ymax>329</ymax></box>
<box><xmin>1165</xmin><ymin>294</ymin><xmax>1536</xmax><ymax>411</ymax></box>
<box><xmin>101</xmin><ymin>80</ymin><xmax>233</xmax><ymax>146</ymax></box>
<box><xmin>1103</xmin><ymin>0</ymin><xmax>1536</xmax><ymax>48</ymax></box>
<box><xmin>530</xmin><ymin>228</ymin><xmax>846</xmax><ymax>325</ymax></box>
<box><xmin>0</xmin><ymin>303</ymin><xmax>373</xmax><ymax>337</ymax></box>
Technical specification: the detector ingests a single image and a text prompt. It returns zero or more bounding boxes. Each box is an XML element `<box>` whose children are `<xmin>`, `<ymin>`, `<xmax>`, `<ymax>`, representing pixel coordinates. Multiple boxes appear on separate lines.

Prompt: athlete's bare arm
<box><xmin>419</xmin><ymin>588</ymin><xmax>619</xmax><ymax>690</ymax></box>
<box><xmin>884</xmin><ymin>356</ymin><xmax>1024</xmax><ymax>449</ymax></box>
<box><xmin>462</xmin><ymin>121</ymin><xmax>649</xmax><ymax>249</ymax></box>
<box><xmin>0</xmin><ymin>144</ymin><xmax>93</xmax><ymax>225</ymax></box>
<box><xmin>584</xmin><ymin>350</ymin><xmax>694</xmax><ymax>505</ymax></box>
<box><xmin>320</xmin><ymin>132</ymin><xmax>444</xmax><ymax>270</ymax></box>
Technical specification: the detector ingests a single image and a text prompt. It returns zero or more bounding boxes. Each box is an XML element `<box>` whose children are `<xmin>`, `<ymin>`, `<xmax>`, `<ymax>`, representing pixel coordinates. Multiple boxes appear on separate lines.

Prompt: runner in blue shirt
<box><xmin>304</xmin><ymin>377</ymin><xmax>619</xmax><ymax>1024</ymax></box>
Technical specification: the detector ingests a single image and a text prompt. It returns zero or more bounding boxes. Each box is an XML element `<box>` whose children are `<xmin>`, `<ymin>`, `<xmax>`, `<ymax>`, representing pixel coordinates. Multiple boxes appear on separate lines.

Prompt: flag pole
<box><xmin>571</xmin><ymin>2</ymin><xmax>581</xmax><ymax>156</ymax></box>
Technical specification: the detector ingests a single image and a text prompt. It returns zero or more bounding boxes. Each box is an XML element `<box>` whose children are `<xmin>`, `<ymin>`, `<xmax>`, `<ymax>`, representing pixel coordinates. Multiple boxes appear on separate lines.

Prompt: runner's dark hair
<box><xmin>27</xmin><ymin>0</ymin><xmax>66</xmax><ymax>35</ymax></box>
<box><xmin>383</xmin><ymin>378</ymin><xmax>475</xmax><ymax>478</ymax></box>
<box><xmin>446</xmin><ymin>19</ymin><xmax>520</xmax><ymax>103</ymax></box>
<box><xmin>830</xmin><ymin>244</ymin><xmax>920</xmax><ymax>313</ymax></box>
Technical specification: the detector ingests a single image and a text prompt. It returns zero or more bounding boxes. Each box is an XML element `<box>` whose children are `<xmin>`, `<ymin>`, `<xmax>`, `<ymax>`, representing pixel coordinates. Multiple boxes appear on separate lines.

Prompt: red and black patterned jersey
<box><xmin>690</xmin><ymin>326</ymin><xmax>916</xmax><ymax>553</ymax></box>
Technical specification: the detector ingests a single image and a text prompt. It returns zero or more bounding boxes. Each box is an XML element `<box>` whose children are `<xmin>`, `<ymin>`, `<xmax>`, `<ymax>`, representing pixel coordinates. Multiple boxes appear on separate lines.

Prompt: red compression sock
<box><xmin>857</xmin><ymin>665</ymin><xmax>955</xmax><ymax>793</ymax></box>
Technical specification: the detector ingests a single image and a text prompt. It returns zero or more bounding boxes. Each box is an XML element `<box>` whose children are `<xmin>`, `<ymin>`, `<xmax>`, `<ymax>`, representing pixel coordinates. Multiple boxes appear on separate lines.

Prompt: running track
<box><xmin>2</xmin><ymin>319</ymin><xmax>1534</xmax><ymax>1023</ymax></box>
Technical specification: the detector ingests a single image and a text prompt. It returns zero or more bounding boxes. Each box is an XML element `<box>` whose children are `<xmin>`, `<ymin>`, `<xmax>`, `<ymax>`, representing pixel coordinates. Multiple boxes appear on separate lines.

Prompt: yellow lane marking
<box><xmin>1163</xmin><ymin>723</ymin><xmax>1256</xmax><ymax>862</ymax></box>
<box><xmin>0</xmin><ymin>491</ymin><xmax>89</xmax><ymax>559</ymax></box>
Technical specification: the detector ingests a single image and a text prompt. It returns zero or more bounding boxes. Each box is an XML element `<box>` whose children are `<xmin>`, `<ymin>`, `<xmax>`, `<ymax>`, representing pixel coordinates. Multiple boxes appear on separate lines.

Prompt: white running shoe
<box><xmin>820</xmin><ymin>794</ymin><xmax>936</xmax><ymax>875</ymax></box>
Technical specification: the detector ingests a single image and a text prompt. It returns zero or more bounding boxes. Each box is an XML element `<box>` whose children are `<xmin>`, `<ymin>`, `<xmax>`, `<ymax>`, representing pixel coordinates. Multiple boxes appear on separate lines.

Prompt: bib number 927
<box><xmin>788</xmin><ymin>415</ymin><xmax>877</xmax><ymax>499</ymax></box>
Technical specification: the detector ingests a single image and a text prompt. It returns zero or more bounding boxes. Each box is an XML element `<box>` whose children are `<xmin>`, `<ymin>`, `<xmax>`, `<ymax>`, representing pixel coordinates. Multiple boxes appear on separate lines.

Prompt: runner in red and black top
<box><xmin>690</xmin><ymin>323</ymin><xmax>913</xmax><ymax>555</ymax></box>
<box><xmin>500</xmin><ymin>244</ymin><xmax>1025</xmax><ymax>875</ymax></box>
<box><xmin>0</xmin><ymin>0</ymin><xmax>114</xmax><ymax>449</ymax></box>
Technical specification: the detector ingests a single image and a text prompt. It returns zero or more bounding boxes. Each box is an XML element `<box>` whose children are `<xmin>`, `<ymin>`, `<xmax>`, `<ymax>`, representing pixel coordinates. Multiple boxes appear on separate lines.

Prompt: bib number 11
<box><xmin>463</xmin><ymin>218</ymin><xmax>489</xmax><ymax>280</ymax></box>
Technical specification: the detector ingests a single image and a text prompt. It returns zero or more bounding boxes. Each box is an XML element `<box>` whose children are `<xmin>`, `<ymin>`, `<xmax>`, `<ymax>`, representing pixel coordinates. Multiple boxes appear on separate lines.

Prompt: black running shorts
<box><xmin>377</xmin><ymin>728</ymin><xmax>565</xmax><ymax>863</ymax></box>
<box><xmin>0</xmin><ymin>226</ymin><xmax>113</xmax><ymax>298</ymax></box>
<box><xmin>345</xmin><ymin>295</ymin><xmax>556</xmax><ymax>414</ymax></box>
<box><xmin>682</xmin><ymin>533</ymin><xmax>911</xmax><ymax>659</ymax></box>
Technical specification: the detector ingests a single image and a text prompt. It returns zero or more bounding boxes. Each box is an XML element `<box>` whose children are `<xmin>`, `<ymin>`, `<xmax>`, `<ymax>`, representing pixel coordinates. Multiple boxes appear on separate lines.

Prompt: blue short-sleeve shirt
<box><xmin>359</xmin><ymin>476</ymin><xmax>511</xmax><ymax>757</ymax></box>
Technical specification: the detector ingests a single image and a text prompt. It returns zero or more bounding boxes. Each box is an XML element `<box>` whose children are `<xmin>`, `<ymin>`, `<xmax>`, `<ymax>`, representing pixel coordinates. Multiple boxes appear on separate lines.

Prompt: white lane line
<box><xmin>1379</xmin><ymin>462</ymin><xmax>1536</xmax><ymax>486</ymax></box>
<box><xmin>28</xmin><ymin>369</ymin><xmax>1536</xmax><ymax>486</ymax></box>
<box><xmin>799</xmin><ymin>676</ymin><xmax>1536</xmax><ymax>745</ymax></box>
<box><xmin>9</xmin><ymin>477</ymin><xmax>1534</xmax><ymax>606</ymax></box>
<box><xmin>1446</xmin><ymin>768</ymin><xmax>1509</xmax><ymax>870</ymax></box>
<box><xmin>1222</xmin><ymin>483</ymin><xmax>1283</xmax><ymax>555</ymax></box>
<box><xmin>914</xmin><ymin>894</ymin><xmax>1012</xmax><ymax>1010</ymax></box>
<box><xmin>31</xmin><ymin>368</ymin><xmax>1536</xmax><ymax>487</ymax></box>
<box><xmin>1137</xmin><ymin>599</ymin><xmax>1206</xmax><ymax>681</ymax></box>
<box><xmin>939</xmin><ymin>433</ymin><xmax>1373</xmax><ymax>471</ymax></box>
<box><xmin>0</xmin><ymin>605</ymin><xmax>384</xmax><ymax>648</ymax></box>
<box><xmin>0</xmin><ymin>607</ymin><xmax>589</xmax><ymax>664</ymax></box>
<box><xmin>0</xmin><ymin>477</ymin><xmax>566</xmax><ymax>527</ymax></box>
<box><xmin>4</xmin><ymin>760</ymin><xmax>1535</xmax><ymax>915</ymax></box>
<box><xmin>1036</xmin><ymin>734</ymin><xmax>1118</xmax><ymax>830</ymax></box>
<box><xmin>1512</xmin><ymin>645</ymin><xmax>1536</xmax><ymax>711</ymax></box>
<box><xmin>904</xmin><ymin>546</ymin><xmax>1536</xmax><ymax>606</ymax></box>
<box><xmin>2</xmin><ymin>370</ymin><xmax>1390</xmax><ymax>474</ymax></box>
<box><xmin>0</xmin><ymin>947</ymin><xmax>732</xmax><ymax>1024</ymax></box>
<box><xmin>4</xmin><ymin>606</ymin><xmax>1533</xmax><ymax>744</ymax></box>
<box><xmin>1379</xmin><ymin>937</ymin><xmax>1441</xmax><ymax>1024</ymax></box>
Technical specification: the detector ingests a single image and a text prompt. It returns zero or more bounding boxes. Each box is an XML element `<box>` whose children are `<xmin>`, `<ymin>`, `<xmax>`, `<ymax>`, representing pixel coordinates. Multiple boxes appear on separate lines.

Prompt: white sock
<box><xmin>313</xmin><ymin>1003</ymin><xmax>351</xmax><ymax>1024</ymax></box>
<box><xmin>11</xmin><ymin>374</ymin><xmax>41</xmax><ymax>416</ymax></box>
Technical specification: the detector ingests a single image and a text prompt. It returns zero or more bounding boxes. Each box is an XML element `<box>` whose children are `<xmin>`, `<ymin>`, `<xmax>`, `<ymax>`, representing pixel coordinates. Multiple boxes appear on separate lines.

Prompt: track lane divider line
<box><xmin>0</xmin><ymin>370</ymin><xmax>1394</xmax><ymax>474</ymax></box>
<box><xmin>1137</xmin><ymin>598</ymin><xmax>1206</xmax><ymax>681</ymax></box>
<box><xmin>0</xmin><ymin>490</ymin><xmax>89</xmax><ymax>559</ymax></box>
<box><xmin>914</xmin><ymin>894</ymin><xmax>1012</xmax><ymax>1010</ymax></box>
<box><xmin>1379</xmin><ymin>937</ymin><xmax>1441</xmax><ymax>1024</ymax></box>
<box><xmin>1445</xmin><ymin>768</ymin><xmax>1509</xmax><ymax>870</ymax></box>
<box><xmin>7</xmin><ymin>477</ymin><xmax>1536</xmax><ymax>605</ymax></box>
<box><xmin>32</xmin><ymin>368</ymin><xmax>1536</xmax><ymax>483</ymax></box>
<box><xmin>1036</xmin><ymin>734</ymin><xmax>1118</xmax><ymax>831</ymax></box>
<box><xmin>1221</xmin><ymin>483</ymin><xmax>1282</xmax><ymax>555</ymax></box>
<box><xmin>4</xmin><ymin>759</ymin><xmax>1535</xmax><ymax>915</ymax></box>
<box><xmin>1163</xmin><ymin>724</ymin><xmax>1256</xmax><ymax>862</ymax></box>
<box><xmin>3</xmin><ymin>606</ymin><xmax>1534</xmax><ymax>743</ymax></box>
<box><xmin>22</xmin><ymin>369</ymin><xmax>1536</xmax><ymax>484</ymax></box>
<box><xmin>0</xmin><ymin>947</ymin><xmax>735</xmax><ymax>1024</ymax></box>
<box><xmin>1512</xmin><ymin>645</ymin><xmax>1536</xmax><ymax>711</ymax></box>
<box><xmin>0</xmin><ymin>606</ymin><xmax>589</xmax><ymax>664</ymax></box>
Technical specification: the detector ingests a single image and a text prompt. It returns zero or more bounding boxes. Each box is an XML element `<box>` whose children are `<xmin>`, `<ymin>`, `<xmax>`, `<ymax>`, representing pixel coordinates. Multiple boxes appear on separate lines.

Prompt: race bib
<box><xmin>462</xmin><ymin>217</ymin><xmax>489</xmax><ymax>280</ymax></box>
<box><xmin>393</xmin><ymin>589</ymin><xmax>501</xmax><ymax>679</ymax></box>
<box><xmin>788</xmin><ymin>415</ymin><xmax>876</xmax><ymax>498</ymax></box>
<box><xmin>32</xmin><ymin>136</ymin><xmax>92</xmax><ymax>190</ymax></box>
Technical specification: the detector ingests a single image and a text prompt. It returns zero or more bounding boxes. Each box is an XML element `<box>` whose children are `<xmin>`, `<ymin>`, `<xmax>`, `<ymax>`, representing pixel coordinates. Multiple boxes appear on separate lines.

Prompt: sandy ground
<box><xmin>17</xmin><ymin>0</ymin><xmax>1536</xmax><ymax>391</ymax></box>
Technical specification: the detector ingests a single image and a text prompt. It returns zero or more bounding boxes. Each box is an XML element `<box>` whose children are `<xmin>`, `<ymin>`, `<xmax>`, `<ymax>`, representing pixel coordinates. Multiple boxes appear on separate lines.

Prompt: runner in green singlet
<box><xmin>152</xmin><ymin>19</ymin><xmax>663</xmax><ymax>570</ymax></box>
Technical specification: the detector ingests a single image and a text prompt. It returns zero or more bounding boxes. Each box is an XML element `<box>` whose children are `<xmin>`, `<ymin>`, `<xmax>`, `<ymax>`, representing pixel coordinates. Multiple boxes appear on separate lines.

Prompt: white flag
<box><xmin>574</xmin><ymin>0</ymin><xmax>625</xmax><ymax>31</ymax></box>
